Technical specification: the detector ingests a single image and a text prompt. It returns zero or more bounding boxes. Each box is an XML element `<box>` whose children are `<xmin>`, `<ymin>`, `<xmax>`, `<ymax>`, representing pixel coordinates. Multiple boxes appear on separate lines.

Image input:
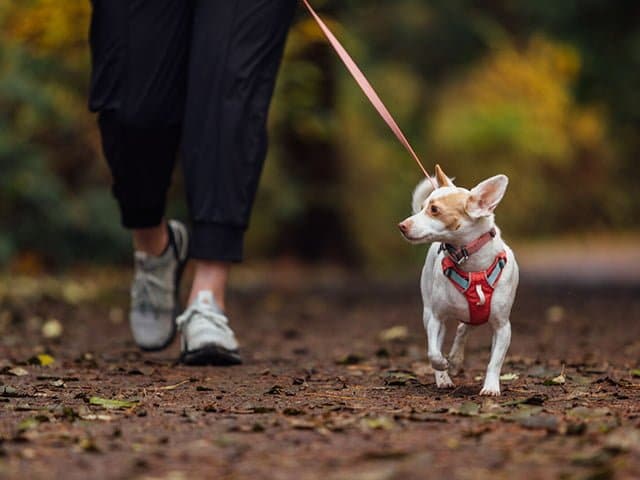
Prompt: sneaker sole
<box><xmin>181</xmin><ymin>345</ymin><xmax>243</xmax><ymax>366</ymax></box>
<box><xmin>138</xmin><ymin>220</ymin><xmax>188</xmax><ymax>352</ymax></box>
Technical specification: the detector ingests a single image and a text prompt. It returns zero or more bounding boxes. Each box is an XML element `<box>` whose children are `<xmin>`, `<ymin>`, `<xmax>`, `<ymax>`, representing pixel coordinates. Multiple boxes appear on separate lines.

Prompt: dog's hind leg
<box><xmin>448</xmin><ymin>322</ymin><xmax>470</xmax><ymax>376</ymax></box>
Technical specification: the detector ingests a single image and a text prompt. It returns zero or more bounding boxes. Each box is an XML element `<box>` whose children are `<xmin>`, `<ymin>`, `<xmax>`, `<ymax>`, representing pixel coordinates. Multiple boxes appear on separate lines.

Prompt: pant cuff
<box><xmin>190</xmin><ymin>223</ymin><xmax>245</xmax><ymax>262</ymax></box>
<box><xmin>120</xmin><ymin>203</ymin><xmax>166</xmax><ymax>229</ymax></box>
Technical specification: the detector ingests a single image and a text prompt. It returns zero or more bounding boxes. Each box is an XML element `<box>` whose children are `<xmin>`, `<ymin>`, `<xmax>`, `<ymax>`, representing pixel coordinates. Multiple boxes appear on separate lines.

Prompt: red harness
<box><xmin>441</xmin><ymin>249</ymin><xmax>508</xmax><ymax>326</ymax></box>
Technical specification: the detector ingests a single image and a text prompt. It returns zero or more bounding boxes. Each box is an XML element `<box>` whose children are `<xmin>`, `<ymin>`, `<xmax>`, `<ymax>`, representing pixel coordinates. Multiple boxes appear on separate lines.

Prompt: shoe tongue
<box><xmin>195</xmin><ymin>291</ymin><xmax>222</xmax><ymax>313</ymax></box>
<box><xmin>134</xmin><ymin>246</ymin><xmax>171</xmax><ymax>267</ymax></box>
<box><xmin>134</xmin><ymin>251</ymin><xmax>150</xmax><ymax>267</ymax></box>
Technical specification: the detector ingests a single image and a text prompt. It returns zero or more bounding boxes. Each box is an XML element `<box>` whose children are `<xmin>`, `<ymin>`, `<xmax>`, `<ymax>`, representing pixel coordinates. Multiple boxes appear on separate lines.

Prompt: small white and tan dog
<box><xmin>398</xmin><ymin>165</ymin><xmax>519</xmax><ymax>396</ymax></box>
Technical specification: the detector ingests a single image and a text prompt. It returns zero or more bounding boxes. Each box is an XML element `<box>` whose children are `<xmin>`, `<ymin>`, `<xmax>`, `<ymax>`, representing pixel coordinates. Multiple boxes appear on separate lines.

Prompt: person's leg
<box><xmin>89</xmin><ymin>0</ymin><xmax>193</xmax><ymax>350</ymax></box>
<box><xmin>132</xmin><ymin>223</ymin><xmax>169</xmax><ymax>257</ymax></box>
<box><xmin>176</xmin><ymin>0</ymin><xmax>296</xmax><ymax>364</ymax></box>
<box><xmin>189</xmin><ymin>261</ymin><xmax>230</xmax><ymax>310</ymax></box>
<box><xmin>182</xmin><ymin>0</ymin><xmax>296</xmax><ymax>303</ymax></box>
<box><xmin>90</xmin><ymin>0</ymin><xmax>192</xmax><ymax>238</ymax></box>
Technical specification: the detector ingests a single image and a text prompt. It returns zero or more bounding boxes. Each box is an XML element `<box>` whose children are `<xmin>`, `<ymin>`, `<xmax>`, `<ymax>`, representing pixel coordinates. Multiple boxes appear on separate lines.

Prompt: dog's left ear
<box><xmin>435</xmin><ymin>164</ymin><xmax>455</xmax><ymax>188</ymax></box>
<box><xmin>466</xmin><ymin>175</ymin><xmax>509</xmax><ymax>218</ymax></box>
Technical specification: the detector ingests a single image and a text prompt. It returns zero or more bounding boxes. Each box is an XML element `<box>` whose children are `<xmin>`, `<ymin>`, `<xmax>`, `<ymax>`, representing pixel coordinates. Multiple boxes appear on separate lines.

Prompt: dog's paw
<box><xmin>479</xmin><ymin>381</ymin><xmax>501</xmax><ymax>396</ymax></box>
<box><xmin>428</xmin><ymin>354</ymin><xmax>449</xmax><ymax>371</ymax></box>
<box><xmin>435</xmin><ymin>371</ymin><xmax>455</xmax><ymax>389</ymax></box>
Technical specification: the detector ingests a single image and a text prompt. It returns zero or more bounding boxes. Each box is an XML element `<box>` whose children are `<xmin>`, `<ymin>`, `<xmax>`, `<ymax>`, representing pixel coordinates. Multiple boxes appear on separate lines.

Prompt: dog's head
<box><xmin>398</xmin><ymin>165</ymin><xmax>508</xmax><ymax>244</ymax></box>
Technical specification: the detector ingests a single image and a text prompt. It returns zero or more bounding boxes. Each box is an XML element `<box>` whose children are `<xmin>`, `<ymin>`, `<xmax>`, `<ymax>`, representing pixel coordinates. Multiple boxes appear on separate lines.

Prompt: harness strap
<box><xmin>442</xmin><ymin>251</ymin><xmax>508</xmax><ymax>293</ymax></box>
<box><xmin>486</xmin><ymin>256</ymin><xmax>507</xmax><ymax>287</ymax></box>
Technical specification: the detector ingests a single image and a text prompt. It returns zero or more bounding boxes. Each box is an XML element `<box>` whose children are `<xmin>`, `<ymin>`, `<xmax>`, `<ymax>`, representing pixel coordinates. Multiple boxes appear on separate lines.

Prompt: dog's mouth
<box><xmin>400</xmin><ymin>232</ymin><xmax>433</xmax><ymax>244</ymax></box>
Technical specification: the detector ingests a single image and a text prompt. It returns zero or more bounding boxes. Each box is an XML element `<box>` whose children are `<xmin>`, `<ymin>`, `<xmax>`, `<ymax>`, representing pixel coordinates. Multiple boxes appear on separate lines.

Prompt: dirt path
<box><xmin>1</xmin><ymin>271</ymin><xmax>639</xmax><ymax>480</ymax></box>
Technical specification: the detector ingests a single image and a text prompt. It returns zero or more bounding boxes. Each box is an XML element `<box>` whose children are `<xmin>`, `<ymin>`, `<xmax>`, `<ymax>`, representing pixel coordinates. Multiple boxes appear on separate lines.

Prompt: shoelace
<box><xmin>131</xmin><ymin>259</ymin><xmax>174</xmax><ymax>311</ymax></box>
<box><xmin>176</xmin><ymin>301</ymin><xmax>230</xmax><ymax>332</ymax></box>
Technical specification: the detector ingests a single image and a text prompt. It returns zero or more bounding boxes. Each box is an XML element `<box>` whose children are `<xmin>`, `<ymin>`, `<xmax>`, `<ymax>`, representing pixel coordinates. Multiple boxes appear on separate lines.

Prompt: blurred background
<box><xmin>1</xmin><ymin>0</ymin><xmax>639</xmax><ymax>274</ymax></box>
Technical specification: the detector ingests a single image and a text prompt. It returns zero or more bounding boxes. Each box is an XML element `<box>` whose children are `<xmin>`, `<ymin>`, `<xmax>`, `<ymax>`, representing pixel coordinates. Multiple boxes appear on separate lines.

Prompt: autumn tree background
<box><xmin>1</xmin><ymin>0</ymin><xmax>638</xmax><ymax>272</ymax></box>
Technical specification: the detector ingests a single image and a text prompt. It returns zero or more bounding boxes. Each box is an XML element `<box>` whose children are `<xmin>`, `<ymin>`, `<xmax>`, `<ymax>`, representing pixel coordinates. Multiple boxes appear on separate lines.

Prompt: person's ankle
<box><xmin>188</xmin><ymin>260</ymin><xmax>230</xmax><ymax>310</ymax></box>
<box><xmin>133</xmin><ymin>221</ymin><xmax>169</xmax><ymax>257</ymax></box>
<box><xmin>188</xmin><ymin>288</ymin><xmax>226</xmax><ymax>311</ymax></box>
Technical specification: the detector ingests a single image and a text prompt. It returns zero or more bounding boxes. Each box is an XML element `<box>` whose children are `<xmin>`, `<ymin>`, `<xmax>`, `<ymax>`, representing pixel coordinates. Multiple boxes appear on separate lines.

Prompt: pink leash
<box><xmin>301</xmin><ymin>0</ymin><xmax>437</xmax><ymax>189</ymax></box>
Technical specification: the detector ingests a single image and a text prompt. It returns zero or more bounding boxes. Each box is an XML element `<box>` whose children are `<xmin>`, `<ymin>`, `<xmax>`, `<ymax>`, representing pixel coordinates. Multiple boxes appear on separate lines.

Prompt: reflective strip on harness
<box><xmin>487</xmin><ymin>257</ymin><xmax>506</xmax><ymax>287</ymax></box>
<box><xmin>445</xmin><ymin>268</ymin><xmax>469</xmax><ymax>291</ymax></box>
<box><xmin>442</xmin><ymin>250</ymin><xmax>508</xmax><ymax>326</ymax></box>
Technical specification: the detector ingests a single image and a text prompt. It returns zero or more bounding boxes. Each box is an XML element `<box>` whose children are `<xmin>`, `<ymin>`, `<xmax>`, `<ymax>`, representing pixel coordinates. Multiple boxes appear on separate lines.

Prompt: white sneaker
<box><xmin>129</xmin><ymin>220</ymin><xmax>188</xmax><ymax>351</ymax></box>
<box><xmin>177</xmin><ymin>291</ymin><xmax>242</xmax><ymax>365</ymax></box>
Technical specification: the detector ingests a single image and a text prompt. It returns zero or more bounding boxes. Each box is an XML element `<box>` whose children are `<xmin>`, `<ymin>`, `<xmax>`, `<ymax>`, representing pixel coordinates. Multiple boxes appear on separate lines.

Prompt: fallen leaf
<box><xmin>457</xmin><ymin>402</ymin><xmax>480</xmax><ymax>417</ymax></box>
<box><xmin>89</xmin><ymin>396</ymin><xmax>139</xmax><ymax>410</ymax></box>
<box><xmin>8</xmin><ymin>367</ymin><xmax>29</xmax><ymax>377</ymax></box>
<box><xmin>383</xmin><ymin>370</ymin><xmax>419</xmax><ymax>386</ymax></box>
<box><xmin>545</xmin><ymin>305</ymin><xmax>565</xmax><ymax>323</ymax></box>
<box><xmin>288</xmin><ymin>418</ymin><xmax>316</xmax><ymax>430</ymax></box>
<box><xmin>42</xmin><ymin>319</ymin><xmax>63</xmax><ymax>339</ymax></box>
<box><xmin>361</xmin><ymin>416</ymin><xmax>395</xmax><ymax>430</ymax></box>
<box><xmin>500</xmin><ymin>373</ymin><xmax>519</xmax><ymax>381</ymax></box>
<box><xmin>378</xmin><ymin>325</ymin><xmax>409</xmax><ymax>342</ymax></box>
<box><xmin>335</xmin><ymin>354</ymin><xmax>363</xmax><ymax>365</ymax></box>
<box><xmin>544</xmin><ymin>366</ymin><xmax>566</xmax><ymax>386</ymax></box>
<box><xmin>630</xmin><ymin>369</ymin><xmax>640</xmax><ymax>378</ymax></box>
<box><xmin>1</xmin><ymin>385</ymin><xmax>25</xmax><ymax>397</ymax></box>
<box><xmin>549</xmin><ymin>373</ymin><xmax>566</xmax><ymax>385</ymax></box>
<box><xmin>18</xmin><ymin>415</ymin><xmax>49</xmax><ymax>432</ymax></box>
<box><xmin>503</xmin><ymin>404</ymin><xmax>544</xmax><ymax>421</ymax></box>
<box><xmin>77</xmin><ymin>437</ymin><xmax>101</xmax><ymax>453</ymax></box>
<box><xmin>29</xmin><ymin>354</ymin><xmax>55</xmax><ymax>367</ymax></box>
<box><xmin>80</xmin><ymin>414</ymin><xmax>112</xmax><ymax>421</ymax></box>
<box><xmin>265</xmin><ymin>385</ymin><xmax>284</xmax><ymax>395</ymax></box>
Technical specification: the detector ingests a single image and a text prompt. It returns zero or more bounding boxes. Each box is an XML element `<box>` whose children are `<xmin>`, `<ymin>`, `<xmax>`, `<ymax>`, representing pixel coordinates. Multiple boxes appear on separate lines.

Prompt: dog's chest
<box><xmin>431</xmin><ymin>276</ymin><xmax>472</xmax><ymax>322</ymax></box>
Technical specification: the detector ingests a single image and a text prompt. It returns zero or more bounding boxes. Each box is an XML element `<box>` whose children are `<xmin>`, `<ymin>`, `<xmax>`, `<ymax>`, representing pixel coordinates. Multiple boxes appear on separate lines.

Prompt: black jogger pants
<box><xmin>89</xmin><ymin>0</ymin><xmax>296</xmax><ymax>261</ymax></box>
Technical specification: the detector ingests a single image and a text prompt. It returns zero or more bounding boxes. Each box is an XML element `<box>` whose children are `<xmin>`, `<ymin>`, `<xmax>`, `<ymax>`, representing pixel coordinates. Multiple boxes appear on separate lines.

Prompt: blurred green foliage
<box><xmin>1</xmin><ymin>0</ymin><xmax>638</xmax><ymax>271</ymax></box>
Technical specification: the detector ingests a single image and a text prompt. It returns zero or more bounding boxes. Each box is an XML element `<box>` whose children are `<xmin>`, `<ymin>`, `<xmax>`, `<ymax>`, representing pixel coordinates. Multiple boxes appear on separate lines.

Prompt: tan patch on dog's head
<box><xmin>425</xmin><ymin>192</ymin><xmax>470</xmax><ymax>230</ymax></box>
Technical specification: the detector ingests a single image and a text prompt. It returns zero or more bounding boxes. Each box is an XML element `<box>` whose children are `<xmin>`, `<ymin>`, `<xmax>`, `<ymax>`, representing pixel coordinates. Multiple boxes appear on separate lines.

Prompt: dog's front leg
<box><xmin>426</xmin><ymin>314</ymin><xmax>454</xmax><ymax>388</ymax></box>
<box><xmin>480</xmin><ymin>320</ymin><xmax>511</xmax><ymax>396</ymax></box>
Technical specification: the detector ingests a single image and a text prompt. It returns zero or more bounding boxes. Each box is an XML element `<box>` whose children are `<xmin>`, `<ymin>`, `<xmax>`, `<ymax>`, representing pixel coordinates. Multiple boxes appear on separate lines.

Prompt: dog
<box><xmin>398</xmin><ymin>165</ymin><xmax>519</xmax><ymax>396</ymax></box>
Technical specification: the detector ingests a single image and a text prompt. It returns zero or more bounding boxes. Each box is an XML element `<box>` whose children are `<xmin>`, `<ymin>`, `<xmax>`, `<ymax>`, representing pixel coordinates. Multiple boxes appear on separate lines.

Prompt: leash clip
<box><xmin>456</xmin><ymin>248</ymin><xmax>469</xmax><ymax>265</ymax></box>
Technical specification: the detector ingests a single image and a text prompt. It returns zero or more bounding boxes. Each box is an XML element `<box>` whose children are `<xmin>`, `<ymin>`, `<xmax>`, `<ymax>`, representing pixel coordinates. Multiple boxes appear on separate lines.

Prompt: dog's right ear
<box><xmin>466</xmin><ymin>174</ymin><xmax>509</xmax><ymax>218</ymax></box>
<box><xmin>412</xmin><ymin>177</ymin><xmax>437</xmax><ymax>214</ymax></box>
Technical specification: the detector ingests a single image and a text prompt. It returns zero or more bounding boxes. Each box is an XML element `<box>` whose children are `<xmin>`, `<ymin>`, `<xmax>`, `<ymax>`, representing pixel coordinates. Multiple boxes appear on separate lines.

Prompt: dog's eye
<box><xmin>430</xmin><ymin>205</ymin><xmax>439</xmax><ymax>215</ymax></box>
